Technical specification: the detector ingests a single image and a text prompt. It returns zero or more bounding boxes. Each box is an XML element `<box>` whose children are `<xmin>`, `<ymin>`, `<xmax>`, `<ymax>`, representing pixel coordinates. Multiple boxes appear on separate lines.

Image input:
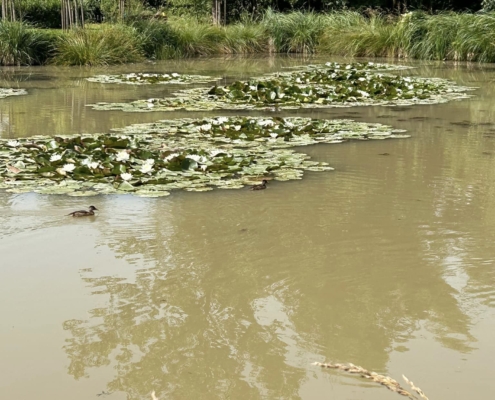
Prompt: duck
<box><xmin>250</xmin><ymin>179</ymin><xmax>268</xmax><ymax>191</ymax></box>
<box><xmin>67</xmin><ymin>205</ymin><xmax>98</xmax><ymax>217</ymax></box>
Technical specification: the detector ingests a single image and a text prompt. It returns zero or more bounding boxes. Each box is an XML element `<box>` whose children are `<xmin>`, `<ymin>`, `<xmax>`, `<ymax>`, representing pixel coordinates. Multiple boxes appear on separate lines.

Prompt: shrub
<box><xmin>17</xmin><ymin>0</ymin><xmax>61</xmax><ymax>28</ymax></box>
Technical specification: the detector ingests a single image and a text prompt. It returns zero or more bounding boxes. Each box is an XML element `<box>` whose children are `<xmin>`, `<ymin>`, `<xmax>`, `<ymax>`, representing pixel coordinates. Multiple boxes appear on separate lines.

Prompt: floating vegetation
<box><xmin>89</xmin><ymin>62</ymin><xmax>472</xmax><ymax>112</ymax></box>
<box><xmin>283</xmin><ymin>61</ymin><xmax>413</xmax><ymax>73</ymax></box>
<box><xmin>313</xmin><ymin>362</ymin><xmax>430</xmax><ymax>400</ymax></box>
<box><xmin>0</xmin><ymin>117</ymin><xmax>407</xmax><ymax>197</ymax></box>
<box><xmin>86</xmin><ymin>72</ymin><xmax>217</xmax><ymax>85</ymax></box>
<box><xmin>0</xmin><ymin>88</ymin><xmax>27</xmax><ymax>98</ymax></box>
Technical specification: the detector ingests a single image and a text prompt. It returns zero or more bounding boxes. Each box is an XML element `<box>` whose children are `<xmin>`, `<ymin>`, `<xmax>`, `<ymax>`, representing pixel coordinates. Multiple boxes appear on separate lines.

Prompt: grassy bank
<box><xmin>2</xmin><ymin>11</ymin><xmax>495</xmax><ymax>66</ymax></box>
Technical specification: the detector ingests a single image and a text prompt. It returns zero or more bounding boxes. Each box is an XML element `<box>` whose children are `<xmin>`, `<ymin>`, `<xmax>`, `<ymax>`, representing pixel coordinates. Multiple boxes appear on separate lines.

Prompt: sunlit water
<box><xmin>1</xmin><ymin>56</ymin><xmax>495</xmax><ymax>400</ymax></box>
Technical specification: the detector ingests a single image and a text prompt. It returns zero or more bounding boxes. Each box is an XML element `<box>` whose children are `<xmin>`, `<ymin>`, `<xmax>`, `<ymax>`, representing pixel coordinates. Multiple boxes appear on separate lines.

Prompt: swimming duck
<box><xmin>67</xmin><ymin>206</ymin><xmax>98</xmax><ymax>217</ymax></box>
<box><xmin>250</xmin><ymin>179</ymin><xmax>268</xmax><ymax>191</ymax></box>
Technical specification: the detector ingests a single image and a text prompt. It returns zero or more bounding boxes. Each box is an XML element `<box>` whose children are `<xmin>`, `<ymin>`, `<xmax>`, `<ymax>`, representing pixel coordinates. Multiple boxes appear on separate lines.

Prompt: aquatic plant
<box><xmin>0</xmin><ymin>117</ymin><xmax>406</xmax><ymax>197</ymax></box>
<box><xmin>90</xmin><ymin>62</ymin><xmax>472</xmax><ymax>113</ymax></box>
<box><xmin>87</xmin><ymin>72</ymin><xmax>217</xmax><ymax>85</ymax></box>
<box><xmin>0</xmin><ymin>88</ymin><xmax>27</xmax><ymax>98</ymax></box>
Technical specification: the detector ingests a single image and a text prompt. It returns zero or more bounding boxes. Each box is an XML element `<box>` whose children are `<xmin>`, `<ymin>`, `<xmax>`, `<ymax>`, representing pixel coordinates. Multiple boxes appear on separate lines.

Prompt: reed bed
<box><xmin>4</xmin><ymin>11</ymin><xmax>495</xmax><ymax>66</ymax></box>
<box><xmin>313</xmin><ymin>361</ymin><xmax>430</xmax><ymax>400</ymax></box>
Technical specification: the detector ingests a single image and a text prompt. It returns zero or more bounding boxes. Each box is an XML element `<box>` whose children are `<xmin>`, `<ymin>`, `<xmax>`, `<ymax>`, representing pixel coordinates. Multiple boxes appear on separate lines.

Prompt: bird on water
<box><xmin>250</xmin><ymin>180</ymin><xmax>268</xmax><ymax>191</ymax></box>
<box><xmin>67</xmin><ymin>206</ymin><xmax>98</xmax><ymax>217</ymax></box>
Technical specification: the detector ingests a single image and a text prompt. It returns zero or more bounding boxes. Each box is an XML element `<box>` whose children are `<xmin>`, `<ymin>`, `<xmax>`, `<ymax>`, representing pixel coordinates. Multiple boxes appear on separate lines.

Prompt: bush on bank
<box><xmin>3</xmin><ymin>11</ymin><xmax>495</xmax><ymax>66</ymax></box>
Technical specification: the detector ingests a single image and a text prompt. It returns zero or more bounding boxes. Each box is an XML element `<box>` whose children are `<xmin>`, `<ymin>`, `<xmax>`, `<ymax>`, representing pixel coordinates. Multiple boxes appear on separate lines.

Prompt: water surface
<box><xmin>1</xmin><ymin>56</ymin><xmax>495</xmax><ymax>400</ymax></box>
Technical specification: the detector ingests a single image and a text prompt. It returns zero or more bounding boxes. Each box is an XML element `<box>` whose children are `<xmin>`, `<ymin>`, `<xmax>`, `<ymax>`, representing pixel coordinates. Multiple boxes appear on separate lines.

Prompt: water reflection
<box><xmin>58</xmin><ymin>180</ymin><xmax>481</xmax><ymax>399</ymax></box>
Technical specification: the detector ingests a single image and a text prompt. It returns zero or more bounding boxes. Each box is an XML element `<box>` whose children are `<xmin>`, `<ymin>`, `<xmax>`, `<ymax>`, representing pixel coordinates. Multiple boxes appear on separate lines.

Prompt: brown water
<box><xmin>1</xmin><ymin>56</ymin><xmax>495</xmax><ymax>400</ymax></box>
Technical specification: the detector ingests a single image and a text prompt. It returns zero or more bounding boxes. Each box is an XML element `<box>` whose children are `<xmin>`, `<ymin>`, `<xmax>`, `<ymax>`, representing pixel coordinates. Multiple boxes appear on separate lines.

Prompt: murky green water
<box><xmin>1</xmin><ymin>56</ymin><xmax>495</xmax><ymax>400</ymax></box>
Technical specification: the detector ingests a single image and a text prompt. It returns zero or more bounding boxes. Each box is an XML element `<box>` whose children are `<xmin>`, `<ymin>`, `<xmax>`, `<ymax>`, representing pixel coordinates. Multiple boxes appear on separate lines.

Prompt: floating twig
<box><xmin>313</xmin><ymin>362</ymin><xmax>430</xmax><ymax>400</ymax></box>
<box><xmin>403</xmin><ymin>375</ymin><xmax>430</xmax><ymax>400</ymax></box>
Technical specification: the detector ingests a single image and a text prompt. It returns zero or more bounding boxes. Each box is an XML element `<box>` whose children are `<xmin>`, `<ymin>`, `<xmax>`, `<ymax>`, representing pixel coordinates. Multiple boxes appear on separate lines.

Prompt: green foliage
<box><xmin>0</xmin><ymin>21</ymin><xmax>53</xmax><ymax>66</ymax></box>
<box><xmin>53</xmin><ymin>24</ymin><xmax>144</xmax><ymax>66</ymax></box>
<box><xmin>17</xmin><ymin>0</ymin><xmax>61</xmax><ymax>28</ymax></box>
<box><xmin>483</xmin><ymin>0</ymin><xmax>495</xmax><ymax>11</ymax></box>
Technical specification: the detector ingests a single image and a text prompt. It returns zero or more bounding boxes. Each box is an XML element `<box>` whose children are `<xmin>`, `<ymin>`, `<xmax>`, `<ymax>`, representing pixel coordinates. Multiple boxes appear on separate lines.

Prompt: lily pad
<box><xmin>88</xmin><ymin>62</ymin><xmax>473</xmax><ymax>113</ymax></box>
<box><xmin>0</xmin><ymin>116</ymin><xmax>409</xmax><ymax>197</ymax></box>
<box><xmin>87</xmin><ymin>72</ymin><xmax>217</xmax><ymax>85</ymax></box>
<box><xmin>0</xmin><ymin>88</ymin><xmax>27</xmax><ymax>99</ymax></box>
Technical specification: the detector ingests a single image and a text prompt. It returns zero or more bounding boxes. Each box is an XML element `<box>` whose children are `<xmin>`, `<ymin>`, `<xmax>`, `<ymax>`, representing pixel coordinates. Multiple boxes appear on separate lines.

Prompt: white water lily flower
<box><xmin>407</xmin><ymin>84</ymin><xmax>414</xmax><ymax>90</ymax></box>
<box><xmin>89</xmin><ymin>162</ymin><xmax>100</xmax><ymax>169</ymax></box>
<box><xmin>7</xmin><ymin>140</ymin><xmax>20</xmax><ymax>147</ymax></box>
<box><xmin>50</xmin><ymin>154</ymin><xmax>62</xmax><ymax>162</ymax></box>
<box><xmin>345</xmin><ymin>64</ymin><xmax>352</xmax><ymax>69</ymax></box>
<box><xmin>249</xmin><ymin>85</ymin><xmax>257</xmax><ymax>91</ymax></box>
<box><xmin>171</xmin><ymin>72</ymin><xmax>180</xmax><ymax>78</ymax></box>
<box><xmin>200</xmin><ymin>164</ymin><xmax>208</xmax><ymax>172</ymax></box>
<box><xmin>164</xmin><ymin>152</ymin><xmax>179</xmax><ymax>161</ymax></box>
<box><xmin>233</xmin><ymin>125</ymin><xmax>241</xmax><ymax>131</ymax></box>
<box><xmin>258</xmin><ymin>119</ymin><xmax>274</xmax><ymax>127</ymax></box>
<box><xmin>140</xmin><ymin>163</ymin><xmax>153</xmax><ymax>174</ymax></box>
<box><xmin>121</xmin><ymin>172</ymin><xmax>133</xmax><ymax>181</ymax></box>
<box><xmin>295</xmin><ymin>77</ymin><xmax>302</xmax><ymax>83</ymax></box>
<box><xmin>284</xmin><ymin>120</ymin><xmax>294</xmax><ymax>128</ymax></box>
<box><xmin>163</xmin><ymin>73</ymin><xmax>170</xmax><ymax>78</ymax></box>
<box><xmin>116</xmin><ymin>151</ymin><xmax>130</xmax><ymax>162</ymax></box>
<box><xmin>269</xmin><ymin>133</ymin><xmax>278</xmax><ymax>138</ymax></box>
<box><xmin>62</xmin><ymin>163</ymin><xmax>76</xmax><ymax>173</ymax></box>
<box><xmin>209</xmin><ymin>149</ymin><xmax>224</xmax><ymax>157</ymax></box>
<box><xmin>217</xmin><ymin>116</ymin><xmax>228</xmax><ymax>124</ymax></box>
<box><xmin>200</xmin><ymin>123</ymin><xmax>212</xmax><ymax>132</ymax></box>
<box><xmin>187</xmin><ymin>154</ymin><xmax>208</xmax><ymax>164</ymax></box>
<box><xmin>144</xmin><ymin>158</ymin><xmax>155</xmax><ymax>165</ymax></box>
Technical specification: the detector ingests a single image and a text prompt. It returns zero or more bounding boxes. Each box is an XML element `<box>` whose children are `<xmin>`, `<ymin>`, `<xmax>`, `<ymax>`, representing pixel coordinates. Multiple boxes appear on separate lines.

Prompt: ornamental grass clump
<box><xmin>318</xmin><ymin>12</ymin><xmax>398</xmax><ymax>57</ymax></box>
<box><xmin>221</xmin><ymin>23</ymin><xmax>268</xmax><ymax>54</ymax></box>
<box><xmin>263</xmin><ymin>9</ymin><xmax>329</xmax><ymax>53</ymax></box>
<box><xmin>159</xmin><ymin>18</ymin><xmax>225</xmax><ymax>58</ymax></box>
<box><xmin>53</xmin><ymin>24</ymin><xmax>144</xmax><ymax>66</ymax></box>
<box><xmin>0</xmin><ymin>21</ymin><xmax>52</xmax><ymax>66</ymax></box>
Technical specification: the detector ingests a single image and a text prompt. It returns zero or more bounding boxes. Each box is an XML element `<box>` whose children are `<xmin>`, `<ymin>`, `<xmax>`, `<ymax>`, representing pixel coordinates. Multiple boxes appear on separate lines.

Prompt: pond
<box><xmin>1</xmin><ymin>56</ymin><xmax>495</xmax><ymax>400</ymax></box>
